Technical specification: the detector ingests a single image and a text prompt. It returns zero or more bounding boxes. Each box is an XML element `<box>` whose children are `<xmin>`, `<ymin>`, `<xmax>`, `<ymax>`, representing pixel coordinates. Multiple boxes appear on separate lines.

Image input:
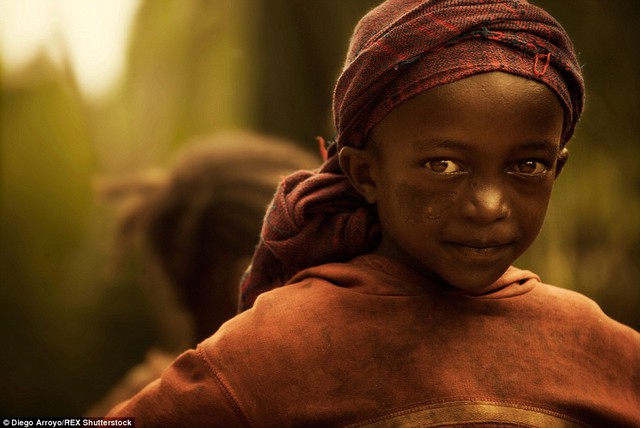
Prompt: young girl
<box><xmin>108</xmin><ymin>1</ymin><xmax>640</xmax><ymax>426</ymax></box>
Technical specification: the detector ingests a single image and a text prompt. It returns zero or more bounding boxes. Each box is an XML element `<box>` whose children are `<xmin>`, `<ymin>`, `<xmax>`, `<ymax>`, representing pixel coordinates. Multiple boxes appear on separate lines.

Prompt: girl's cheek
<box><xmin>396</xmin><ymin>181</ymin><xmax>457</xmax><ymax>223</ymax></box>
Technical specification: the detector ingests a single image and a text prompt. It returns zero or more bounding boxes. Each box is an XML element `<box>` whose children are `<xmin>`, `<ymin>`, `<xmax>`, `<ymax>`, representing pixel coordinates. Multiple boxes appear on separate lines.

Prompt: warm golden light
<box><xmin>1</xmin><ymin>0</ymin><xmax>141</xmax><ymax>102</ymax></box>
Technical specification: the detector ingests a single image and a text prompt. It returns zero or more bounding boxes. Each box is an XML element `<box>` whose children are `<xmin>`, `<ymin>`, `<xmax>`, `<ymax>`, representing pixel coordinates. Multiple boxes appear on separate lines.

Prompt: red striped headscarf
<box><xmin>239</xmin><ymin>0</ymin><xmax>584</xmax><ymax>310</ymax></box>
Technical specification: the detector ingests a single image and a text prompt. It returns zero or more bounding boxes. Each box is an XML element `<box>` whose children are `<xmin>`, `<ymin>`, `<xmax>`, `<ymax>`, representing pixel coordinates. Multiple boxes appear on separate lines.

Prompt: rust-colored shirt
<box><xmin>109</xmin><ymin>255</ymin><xmax>640</xmax><ymax>427</ymax></box>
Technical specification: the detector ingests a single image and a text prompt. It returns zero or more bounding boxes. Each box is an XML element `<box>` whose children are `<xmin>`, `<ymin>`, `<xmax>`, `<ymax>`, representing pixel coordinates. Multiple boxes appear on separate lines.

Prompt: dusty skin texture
<box><xmin>343</xmin><ymin>72</ymin><xmax>565</xmax><ymax>293</ymax></box>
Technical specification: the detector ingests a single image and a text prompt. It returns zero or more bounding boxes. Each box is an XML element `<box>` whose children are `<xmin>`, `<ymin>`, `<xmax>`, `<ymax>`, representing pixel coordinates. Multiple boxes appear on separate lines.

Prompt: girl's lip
<box><xmin>445</xmin><ymin>241</ymin><xmax>512</xmax><ymax>261</ymax></box>
<box><xmin>450</xmin><ymin>238</ymin><xmax>512</xmax><ymax>248</ymax></box>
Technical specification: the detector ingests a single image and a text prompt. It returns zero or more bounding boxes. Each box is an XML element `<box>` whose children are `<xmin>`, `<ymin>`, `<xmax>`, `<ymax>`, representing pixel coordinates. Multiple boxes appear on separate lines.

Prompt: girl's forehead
<box><xmin>370</xmin><ymin>72</ymin><xmax>564</xmax><ymax>151</ymax></box>
<box><xmin>392</xmin><ymin>72</ymin><xmax>557</xmax><ymax>113</ymax></box>
<box><xmin>374</xmin><ymin>71</ymin><xmax>562</xmax><ymax>119</ymax></box>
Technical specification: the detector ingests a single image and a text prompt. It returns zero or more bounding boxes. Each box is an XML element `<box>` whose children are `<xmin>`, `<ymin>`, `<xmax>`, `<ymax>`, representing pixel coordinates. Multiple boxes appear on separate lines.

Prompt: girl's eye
<box><xmin>512</xmin><ymin>160</ymin><xmax>549</xmax><ymax>176</ymax></box>
<box><xmin>424</xmin><ymin>159</ymin><xmax>464</xmax><ymax>174</ymax></box>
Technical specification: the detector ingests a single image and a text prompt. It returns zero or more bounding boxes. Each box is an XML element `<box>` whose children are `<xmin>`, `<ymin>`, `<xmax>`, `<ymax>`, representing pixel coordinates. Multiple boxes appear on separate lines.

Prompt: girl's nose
<box><xmin>461</xmin><ymin>181</ymin><xmax>511</xmax><ymax>224</ymax></box>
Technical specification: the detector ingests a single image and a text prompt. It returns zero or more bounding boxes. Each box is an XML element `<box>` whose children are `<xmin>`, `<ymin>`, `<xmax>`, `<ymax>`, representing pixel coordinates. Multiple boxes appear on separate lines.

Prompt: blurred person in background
<box><xmin>85</xmin><ymin>131</ymin><xmax>320</xmax><ymax>416</ymax></box>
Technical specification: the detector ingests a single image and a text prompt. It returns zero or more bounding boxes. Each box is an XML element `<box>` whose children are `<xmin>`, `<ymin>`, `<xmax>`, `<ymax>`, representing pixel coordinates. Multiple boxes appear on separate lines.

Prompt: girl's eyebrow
<box><xmin>411</xmin><ymin>138</ymin><xmax>559</xmax><ymax>156</ymax></box>
<box><xmin>512</xmin><ymin>140</ymin><xmax>560</xmax><ymax>156</ymax></box>
<box><xmin>413</xmin><ymin>138</ymin><xmax>473</xmax><ymax>151</ymax></box>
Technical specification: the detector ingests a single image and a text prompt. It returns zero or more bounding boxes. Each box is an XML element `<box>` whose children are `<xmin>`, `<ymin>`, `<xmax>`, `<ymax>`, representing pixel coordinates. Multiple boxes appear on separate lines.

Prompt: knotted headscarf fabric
<box><xmin>239</xmin><ymin>0</ymin><xmax>584</xmax><ymax>310</ymax></box>
<box><xmin>239</xmin><ymin>143</ymin><xmax>381</xmax><ymax>310</ymax></box>
<box><xmin>335</xmin><ymin>0</ymin><xmax>584</xmax><ymax>149</ymax></box>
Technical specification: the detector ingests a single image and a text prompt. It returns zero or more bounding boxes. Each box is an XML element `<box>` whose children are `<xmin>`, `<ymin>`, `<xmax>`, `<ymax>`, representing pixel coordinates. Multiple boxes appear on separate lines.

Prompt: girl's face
<box><xmin>344</xmin><ymin>71</ymin><xmax>565</xmax><ymax>293</ymax></box>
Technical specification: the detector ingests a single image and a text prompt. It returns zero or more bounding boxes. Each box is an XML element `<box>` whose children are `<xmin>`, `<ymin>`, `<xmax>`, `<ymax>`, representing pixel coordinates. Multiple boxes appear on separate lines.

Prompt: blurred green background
<box><xmin>1</xmin><ymin>0</ymin><xmax>638</xmax><ymax>417</ymax></box>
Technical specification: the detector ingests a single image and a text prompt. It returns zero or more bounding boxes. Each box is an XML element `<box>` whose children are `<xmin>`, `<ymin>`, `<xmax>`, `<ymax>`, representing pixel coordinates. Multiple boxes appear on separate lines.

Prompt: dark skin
<box><xmin>340</xmin><ymin>72</ymin><xmax>567</xmax><ymax>294</ymax></box>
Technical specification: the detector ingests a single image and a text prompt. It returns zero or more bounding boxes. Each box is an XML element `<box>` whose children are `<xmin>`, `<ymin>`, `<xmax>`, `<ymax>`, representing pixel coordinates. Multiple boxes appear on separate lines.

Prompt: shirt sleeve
<box><xmin>106</xmin><ymin>346</ymin><xmax>249</xmax><ymax>427</ymax></box>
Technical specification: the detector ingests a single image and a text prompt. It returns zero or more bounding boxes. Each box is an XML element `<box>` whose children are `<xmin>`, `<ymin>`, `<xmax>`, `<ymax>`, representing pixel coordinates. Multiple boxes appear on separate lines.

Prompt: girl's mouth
<box><xmin>445</xmin><ymin>240</ymin><xmax>513</xmax><ymax>261</ymax></box>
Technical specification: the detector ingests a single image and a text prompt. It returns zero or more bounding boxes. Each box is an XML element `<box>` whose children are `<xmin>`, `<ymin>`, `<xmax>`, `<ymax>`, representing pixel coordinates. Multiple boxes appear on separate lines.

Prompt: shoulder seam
<box><xmin>196</xmin><ymin>346</ymin><xmax>253</xmax><ymax>428</ymax></box>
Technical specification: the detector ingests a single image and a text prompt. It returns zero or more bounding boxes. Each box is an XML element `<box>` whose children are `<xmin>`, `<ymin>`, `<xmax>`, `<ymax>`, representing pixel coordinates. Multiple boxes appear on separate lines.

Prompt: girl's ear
<box><xmin>555</xmin><ymin>147</ymin><xmax>570</xmax><ymax>178</ymax></box>
<box><xmin>339</xmin><ymin>146</ymin><xmax>378</xmax><ymax>204</ymax></box>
